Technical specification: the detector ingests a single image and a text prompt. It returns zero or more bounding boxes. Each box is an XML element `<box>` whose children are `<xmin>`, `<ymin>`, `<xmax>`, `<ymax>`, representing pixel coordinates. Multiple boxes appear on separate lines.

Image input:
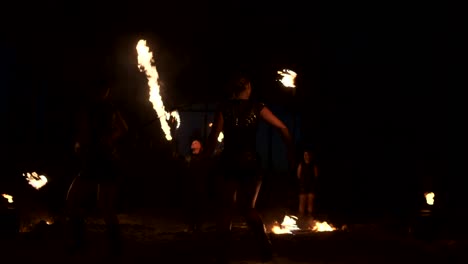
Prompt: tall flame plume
<box><xmin>136</xmin><ymin>39</ymin><xmax>179</xmax><ymax>141</ymax></box>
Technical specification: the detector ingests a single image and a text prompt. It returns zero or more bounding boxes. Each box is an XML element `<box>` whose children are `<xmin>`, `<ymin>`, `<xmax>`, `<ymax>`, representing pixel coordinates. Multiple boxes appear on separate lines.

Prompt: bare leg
<box><xmin>186</xmin><ymin>190</ymin><xmax>205</xmax><ymax>232</ymax></box>
<box><xmin>298</xmin><ymin>193</ymin><xmax>306</xmax><ymax>216</ymax></box>
<box><xmin>307</xmin><ymin>193</ymin><xmax>315</xmax><ymax>216</ymax></box>
<box><xmin>65</xmin><ymin>176</ymin><xmax>95</xmax><ymax>252</ymax></box>
<box><xmin>98</xmin><ymin>182</ymin><xmax>121</xmax><ymax>254</ymax></box>
<box><xmin>98</xmin><ymin>182</ymin><xmax>119</xmax><ymax>227</ymax></box>
<box><xmin>238</xmin><ymin>180</ymin><xmax>272</xmax><ymax>262</ymax></box>
<box><xmin>215</xmin><ymin>179</ymin><xmax>237</xmax><ymax>263</ymax></box>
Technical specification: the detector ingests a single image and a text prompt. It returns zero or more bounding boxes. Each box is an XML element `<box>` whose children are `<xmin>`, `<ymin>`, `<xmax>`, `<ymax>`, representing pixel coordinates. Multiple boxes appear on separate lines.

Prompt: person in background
<box><xmin>205</xmin><ymin>72</ymin><xmax>295</xmax><ymax>263</ymax></box>
<box><xmin>66</xmin><ymin>75</ymin><xmax>128</xmax><ymax>256</ymax></box>
<box><xmin>183</xmin><ymin>139</ymin><xmax>212</xmax><ymax>233</ymax></box>
<box><xmin>297</xmin><ymin>149</ymin><xmax>319</xmax><ymax>218</ymax></box>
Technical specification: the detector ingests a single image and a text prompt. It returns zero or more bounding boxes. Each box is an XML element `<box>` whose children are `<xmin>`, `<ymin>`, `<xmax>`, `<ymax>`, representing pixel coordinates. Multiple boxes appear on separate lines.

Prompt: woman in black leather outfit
<box><xmin>205</xmin><ymin>72</ymin><xmax>294</xmax><ymax>263</ymax></box>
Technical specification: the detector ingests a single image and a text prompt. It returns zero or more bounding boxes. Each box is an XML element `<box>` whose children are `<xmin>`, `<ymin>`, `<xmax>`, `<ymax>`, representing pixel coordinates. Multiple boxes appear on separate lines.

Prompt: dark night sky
<box><xmin>1</xmin><ymin>2</ymin><xmax>465</xmax><ymax>209</ymax></box>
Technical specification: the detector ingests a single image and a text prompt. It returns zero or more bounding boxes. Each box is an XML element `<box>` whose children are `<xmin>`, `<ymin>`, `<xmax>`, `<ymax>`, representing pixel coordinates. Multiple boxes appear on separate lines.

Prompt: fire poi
<box><xmin>424</xmin><ymin>192</ymin><xmax>435</xmax><ymax>205</ymax></box>
<box><xmin>136</xmin><ymin>39</ymin><xmax>180</xmax><ymax>141</ymax></box>
<box><xmin>277</xmin><ymin>69</ymin><xmax>297</xmax><ymax>88</ymax></box>
<box><xmin>23</xmin><ymin>172</ymin><xmax>48</xmax><ymax>190</ymax></box>
<box><xmin>209</xmin><ymin>122</ymin><xmax>224</xmax><ymax>142</ymax></box>
<box><xmin>2</xmin><ymin>194</ymin><xmax>13</xmax><ymax>203</ymax></box>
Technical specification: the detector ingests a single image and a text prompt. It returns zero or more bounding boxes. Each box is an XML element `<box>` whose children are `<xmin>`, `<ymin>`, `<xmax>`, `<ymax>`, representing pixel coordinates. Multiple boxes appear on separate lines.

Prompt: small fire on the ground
<box><xmin>271</xmin><ymin>214</ymin><xmax>337</xmax><ymax>234</ymax></box>
<box><xmin>271</xmin><ymin>215</ymin><xmax>300</xmax><ymax>234</ymax></box>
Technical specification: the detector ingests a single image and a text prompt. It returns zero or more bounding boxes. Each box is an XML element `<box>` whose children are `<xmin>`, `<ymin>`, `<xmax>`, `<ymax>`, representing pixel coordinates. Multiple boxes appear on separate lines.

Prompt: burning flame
<box><xmin>136</xmin><ymin>39</ymin><xmax>179</xmax><ymax>141</ymax></box>
<box><xmin>311</xmin><ymin>221</ymin><xmax>336</xmax><ymax>232</ymax></box>
<box><xmin>23</xmin><ymin>172</ymin><xmax>48</xmax><ymax>190</ymax></box>
<box><xmin>277</xmin><ymin>69</ymin><xmax>297</xmax><ymax>88</ymax></box>
<box><xmin>170</xmin><ymin>111</ymin><xmax>180</xmax><ymax>129</ymax></box>
<box><xmin>217</xmin><ymin>132</ymin><xmax>224</xmax><ymax>142</ymax></box>
<box><xmin>271</xmin><ymin>215</ymin><xmax>337</xmax><ymax>234</ymax></box>
<box><xmin>271</xmin><ymin>215</ymin><xmax>300</xmax><ymax>234</ymax></box>
<box><xmin>425</xmin><ymin>192</ymin><xmax>435</xmax><ymax>205</ymax></box>
<box><xmin>208</xmin><ymin>122</ymin><xmax>224</xmax><ymax>142</ymax></box>
<box><xmin>2</xmin><ymin>194</ymin><xmax>13</xmax><ymax>203</ymax></box>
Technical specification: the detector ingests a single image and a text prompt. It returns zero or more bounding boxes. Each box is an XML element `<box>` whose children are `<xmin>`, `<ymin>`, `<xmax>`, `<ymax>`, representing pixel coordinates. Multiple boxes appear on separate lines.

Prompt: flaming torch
<box><xmin>136</xmin><ymin>39</ymin><xmax>180</xmax><ymax>141</ymax></box>
<box><xmin>170</xmin><ymin>111</ymin><xmax>181</xmax><ymax>129</ymax></box>
<box><xmin>208</xmin><ymin>122</ymin><xmax>224</xmax><ymax>142</ymax></box>
<box><xmin>2</xmin><ymin>194</ymin><xmax>13</xmax><ymax>204</ymax></box>
<box><xmin>424</xmin><ymin>192</ymin><xmax>435</xmax><ymax>205</ymax></box>
<box><xmin>23</xmin><ymin>172</ymin><xmax>48</xmax><ymax>190</ymax></box>
<box><xmin>277</xmin><ymin>69</ymin><xmax>297</xmax><ymax>88</ymax></box>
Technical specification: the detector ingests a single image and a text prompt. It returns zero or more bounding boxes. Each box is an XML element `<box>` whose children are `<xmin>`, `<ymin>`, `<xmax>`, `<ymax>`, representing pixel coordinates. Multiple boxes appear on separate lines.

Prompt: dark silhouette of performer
<box><xmin>66</xmin><ymin>76</ymin><xmax>128</xmax><ymax>255</ymax></box>
<box><xmin>183</xmin><ymin>139</ymin><xmax>211</xmax><ymax>233</ymax></box>
<box><xmin>205</xmin><ymin>72</ymin><xmax>294</xmax><ymax>263</ymax></box>
<box><xmin>297</xmin><ymin>149</ymin><xmax>319</xmax><ymax>217</ymax></box>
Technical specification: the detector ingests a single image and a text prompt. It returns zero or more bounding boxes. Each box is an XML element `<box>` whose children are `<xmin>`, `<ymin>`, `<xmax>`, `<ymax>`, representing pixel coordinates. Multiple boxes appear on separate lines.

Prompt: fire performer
<box><xmin>205</xmin><ymin>72</ymin><xmax>295</xmax><ymax>263</ymax></box>
<box><xmin>297</xmin><ymin>149</ymin><xmax>319</xmax><ymax>218</ymax></box>
<box><xmin>66</xmin><ymin>75</ymin><xmax>128</xmax><ymax>255</ymax></box>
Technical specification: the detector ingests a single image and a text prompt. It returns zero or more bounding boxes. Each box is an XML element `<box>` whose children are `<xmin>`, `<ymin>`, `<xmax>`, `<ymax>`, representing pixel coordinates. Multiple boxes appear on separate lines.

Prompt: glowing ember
<box><xmin>271</xmin><ymin>215</ymin><xmax>300</xmax><ymax>234</ymax></box>
<box><xmin>277</xmin><ymin>69</ymin><xmax>297</xmax><ymax>88</ymax></box>
<box><xmin>23</xmin><ymin>172</ymin><xmax>48</xmax><ymax>190</ymax></box>
<box><xmin>2</xmin><ymin>194</ymin><xmax>13</xmax><ymax>203</ymax></box>
<box><xmin>425</xmin><ymin>192</ymin><xmax>435</xmax><ymax>205</ymax></box>
<box><xmin>311</xmin><ymin>220</ymin><xmax>336</xmax><ymax>232</ymax></box>
<box><xmin>136</xmin><ymin>39</ymin><xmax>175</xmax><ymax>141</ymax></box>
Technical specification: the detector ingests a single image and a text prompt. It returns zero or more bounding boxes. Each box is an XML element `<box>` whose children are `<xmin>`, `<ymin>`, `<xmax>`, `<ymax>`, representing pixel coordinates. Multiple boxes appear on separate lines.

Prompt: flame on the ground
<box><xmin>311</xmin><ymin>220</ymin><xmax>336</xmax><ymax>232</ymax></box>
<box><xmin>2</xmin><ymin>194</ymin><xmax>13</xmax><ymax>203</ymax></box>
<box><xmin>425</xmin><ymin>192</ymin><xmax>435</xmax><ymax>205</ymax></box>
<box><xmin>271</xmin><ymin>215</ymin><xmax>300</xmax><ymax>234</ymax></box>
<box><xmin>271</xmin><ymin>215</ymin><xmax>337</xmax><ymax>234</ymax></box>
<box><xmin>136</xmin><ymin>39</ymin><xmax>179</xmax><ymax>141</ymax></box>
<box><xmin>277</xmin><ymin>69</ymin><xmax>297</xmax><ymax>88</ymax></box>
<box><xmin>23</xmin><ymin>172</ymin><xmax>48</xmax><ymax>190</ymax></box>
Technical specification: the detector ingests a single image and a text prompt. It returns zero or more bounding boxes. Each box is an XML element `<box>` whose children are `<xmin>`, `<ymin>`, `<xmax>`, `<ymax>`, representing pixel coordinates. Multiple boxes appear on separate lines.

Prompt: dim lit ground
<box><xmin>2</xmin><ymin>207</ymin><xmax>468</xmax><ymax>264</ymax></box>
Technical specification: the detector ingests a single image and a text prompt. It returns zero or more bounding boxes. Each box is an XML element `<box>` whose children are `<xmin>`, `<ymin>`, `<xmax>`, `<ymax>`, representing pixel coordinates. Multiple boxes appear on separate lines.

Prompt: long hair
<box><xmin>225</xmin><ymin>71</ymin><xmax>251</xmax><ymax>98</ymax></box>
<box><xmin>86</xmin><ymin>72</ymin><xmax>118</xmax><ymax>102</ymax></box>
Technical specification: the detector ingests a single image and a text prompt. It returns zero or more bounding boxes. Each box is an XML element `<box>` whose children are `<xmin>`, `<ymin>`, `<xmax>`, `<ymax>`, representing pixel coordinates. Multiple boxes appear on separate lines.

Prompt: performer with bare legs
<box><xmin>205</xmin><ymin>72</ymin><xmax>294</xmax><ymax>263</ymax></box>
<box><xmin>66</xmin><ymin>76</ymin><xmax>128</xmax><ymax>255</ymax></box>
<box><xmin>297</xmin><ymin>149</ymin><xmax>319</xmax><ymax>218</ymax></box>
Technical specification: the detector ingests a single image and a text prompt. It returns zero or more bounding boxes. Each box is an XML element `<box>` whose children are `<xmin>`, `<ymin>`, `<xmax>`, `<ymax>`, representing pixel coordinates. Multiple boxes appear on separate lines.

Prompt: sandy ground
<box><xmin>1</xmin><ymin>208</ymin><xmax>468</xmax><ymax>264</ymax></box>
